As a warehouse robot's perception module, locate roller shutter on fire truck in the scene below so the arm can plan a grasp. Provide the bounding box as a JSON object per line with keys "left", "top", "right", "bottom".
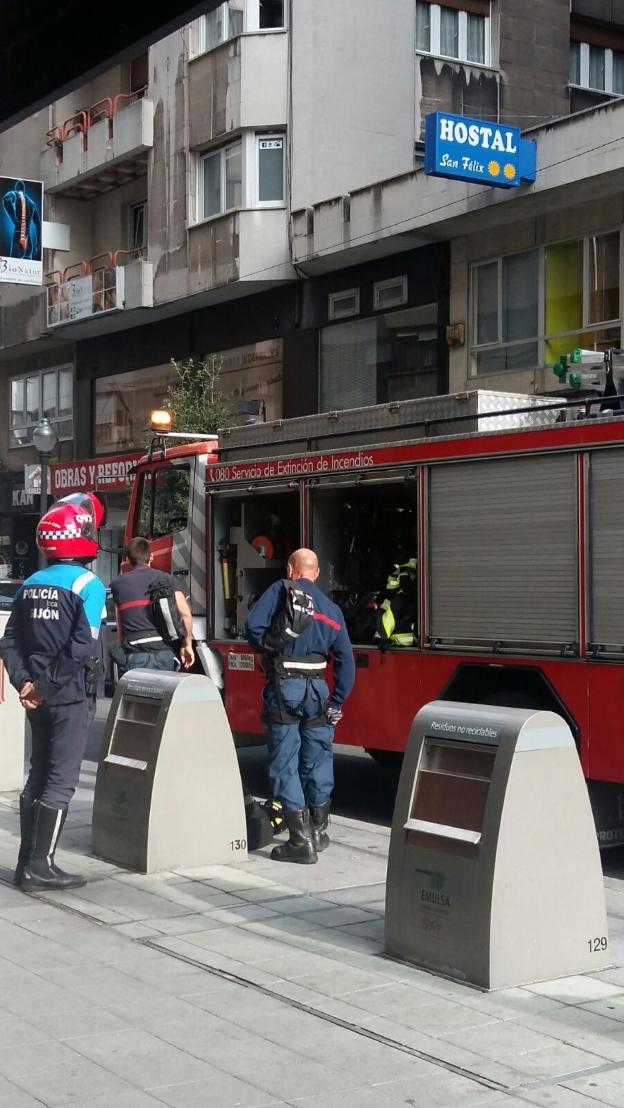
{"left": 589, "top": 448, "right": 624, "bottom": 656}
{"left": 428, "top": 454, "right": 578, "bottom": 649}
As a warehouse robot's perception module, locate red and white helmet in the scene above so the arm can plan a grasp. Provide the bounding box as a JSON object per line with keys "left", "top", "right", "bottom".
{"left": 36, "top": 492, "right": 105, "bottom": 560}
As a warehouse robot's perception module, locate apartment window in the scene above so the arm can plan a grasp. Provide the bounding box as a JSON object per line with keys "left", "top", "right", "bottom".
{"left": 200, "top": 141, "right": 242, "bottom": 219}
{"left": 199, "top": 0, "right": 284, "bottom": 49}
{"left": 257, "top": 136, "right": 284, "bottom": 203}
{"left": 472, "top": 251, "right": 539, "bottom": 374}
{"left": 200, "top": 1, "right": 243, "bottom": 51}
{"left": 9, "top": 366, "right": 73, "bottom": 448}
{"left": 570, "top": 41, "right": 624, "bottom": 94}
{"left": 471, "top": 233, "right": 622, "bottom": 374}
{"left": 197, "top": 132, "right": 285, "bottom": 220}
{"left": 416, "top": 2, "right": 490, "bottom": 66}
{"left": 127, "top": 200, "right": 147, "bottom": 251}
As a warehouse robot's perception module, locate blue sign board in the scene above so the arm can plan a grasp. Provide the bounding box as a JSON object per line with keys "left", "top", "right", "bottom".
{"left": 424, "top": 112, "right": 537, "bottom": 189}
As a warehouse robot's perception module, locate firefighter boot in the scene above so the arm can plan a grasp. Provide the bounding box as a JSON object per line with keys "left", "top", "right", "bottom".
{"left": 14, "top": 794, "right": 36, "bottom": 886}
{"left": 309, "top": 801, "right": 331, "bottom": 853}
{"left": 271, "top": 808, "right": 318, "bottom": 864}
{"left": 22, "top": 802, "right": 87, "bottom": 890}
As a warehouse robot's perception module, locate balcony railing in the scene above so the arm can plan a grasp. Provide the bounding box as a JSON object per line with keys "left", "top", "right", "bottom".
{"left": 45, "top": 248, "right": 152, "bottom": 328}
{"left": 41, "top": 91, "right": 153, "bottom": 198}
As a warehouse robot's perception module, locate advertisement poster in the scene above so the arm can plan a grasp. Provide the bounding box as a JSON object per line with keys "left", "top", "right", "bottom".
{"left": 47, "top": 267, "right": 123, "bottom": 328}
{"left": 0, "top": 177, "right": 43, "bottom": 285}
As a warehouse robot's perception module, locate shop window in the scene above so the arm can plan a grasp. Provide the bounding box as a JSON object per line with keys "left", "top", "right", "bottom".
{"left": 94, "top": 363, "right": 177, "bottom": 454}
{"left": 570, "top": 40, "right": 624, "bottom": 94}
{"left": 416, "top": 2, "right": 490, "bottom": 66}
{"left": 320, "top": 305, "right": 439, "bottom": 411}
{"left": 9, "top": 365, "right": 73, "bottom": 448}
{"left": 471, "top": 233, "right": 622, "bottom": 374}
{"left": 204, "top": 338, "right": 283, "bottom": 422}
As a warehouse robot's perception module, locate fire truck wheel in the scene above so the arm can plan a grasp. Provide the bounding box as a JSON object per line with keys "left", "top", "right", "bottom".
{"left": 366, "top": 749, "right": 403, "bottom": 770}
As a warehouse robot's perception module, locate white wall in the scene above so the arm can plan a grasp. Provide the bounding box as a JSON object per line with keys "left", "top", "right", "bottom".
{"left": 290, "top": 0, "right": 416, "bottom": 210}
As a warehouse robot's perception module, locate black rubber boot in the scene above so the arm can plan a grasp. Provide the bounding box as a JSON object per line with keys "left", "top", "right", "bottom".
{"left": 14, "top": 794, "right": 36, "bottom": 886}
{"left": 309, "top": 801, "right": 331, "bottom": 853}
{"left": 22, "top": 802, "right": 86, "bottom": 891}
{"left": 271, "top": 809, "right": 317, "bottom": 864}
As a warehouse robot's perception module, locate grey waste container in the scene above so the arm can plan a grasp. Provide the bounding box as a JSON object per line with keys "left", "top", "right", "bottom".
{"left": 385, "top": 700, "right": 609, "bottom": 990}
{"left": 93, "top": 670, "right": 248, "bottom": 873}
{"left": 0, "top": 611, "right": 26, "bottom": 792}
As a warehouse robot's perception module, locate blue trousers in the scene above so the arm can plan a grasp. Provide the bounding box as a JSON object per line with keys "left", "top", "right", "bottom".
{"left": 263, "top": 677, "right": 334, "bottom": 811}
{"left": 24, "top": 700, "right": 90, "bottom": 807}
{"left": 123, "top": 650, "right": 177, "bottom": 674}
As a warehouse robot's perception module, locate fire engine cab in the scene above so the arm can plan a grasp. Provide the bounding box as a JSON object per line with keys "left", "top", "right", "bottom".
{"left": 126, "top": 368, "right": 624, "bottom": 846}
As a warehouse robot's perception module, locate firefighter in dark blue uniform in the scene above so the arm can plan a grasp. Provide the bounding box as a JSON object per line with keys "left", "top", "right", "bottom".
{"left": 246, "top": 548, "right": 355, "bottom": 864}
{"left": 0, "top": 492, "right": 106, "bottom": 891}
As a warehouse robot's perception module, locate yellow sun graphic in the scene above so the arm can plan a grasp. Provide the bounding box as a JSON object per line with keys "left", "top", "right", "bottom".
{"left": 503, "top": 163, "right": 516, "bottom": 180}
{"left": 487, "top": 160, "right": 500, "bottom": 176}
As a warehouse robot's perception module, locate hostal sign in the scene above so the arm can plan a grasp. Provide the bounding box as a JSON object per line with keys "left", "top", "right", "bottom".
{"left": 424, "top": 112, "right": 537, "bottom": 189}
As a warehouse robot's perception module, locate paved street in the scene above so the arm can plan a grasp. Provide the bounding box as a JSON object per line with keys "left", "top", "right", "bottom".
{"left": 0, "top": 703, "right": 623, "bottom": 1105}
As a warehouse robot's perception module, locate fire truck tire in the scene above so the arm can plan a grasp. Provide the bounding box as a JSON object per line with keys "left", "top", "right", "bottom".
{"left": 365, "top": 749, "right": 403, "bottom": 770}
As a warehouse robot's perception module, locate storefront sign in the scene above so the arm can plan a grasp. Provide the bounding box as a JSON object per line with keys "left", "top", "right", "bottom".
{"left": 12, "top": 488, "right": 35, "bottom": 508}
{"left": 0, "top": 177, "right": 43, "bottom": 285}
{"left": 24, "top": 465, "right": 51, "bottom": 496}
{"left": 424, "top": 112, "right": 537, "bottom": 189}
{"left": 50, "top": 452, "right": 142, "bottom": 495}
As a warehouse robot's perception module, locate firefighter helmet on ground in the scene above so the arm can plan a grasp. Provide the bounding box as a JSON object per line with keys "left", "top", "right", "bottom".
{"left": 36, "top": 492, "right": 105, "bottom": 560}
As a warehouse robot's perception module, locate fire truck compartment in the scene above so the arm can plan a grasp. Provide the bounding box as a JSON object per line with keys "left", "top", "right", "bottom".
{"left": 310, "top": 477, "right": 419, "bottom": 645}
{"left": 212, "top": 488, "right": 299, "bottom": 639}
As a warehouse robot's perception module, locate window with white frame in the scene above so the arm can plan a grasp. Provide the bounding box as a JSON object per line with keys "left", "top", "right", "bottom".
{"left": 416, "top": 2, "right": 490, "bottom": 66}
{"left": 256, "top": 136, "right": 284, "bottom": 204}
{"left": 198, "top": 132, "right": 284, "bottom": 220}
{"left": 200, "top": 141, "right": 242, "bottom": 219}
{"left": 199, "top": 0, "right": 284, "bottom": 51}
{"left": 127, "top": 200, "right": 147, "bottom": 251}
{"left": 10, "top": 366, "right": 73, "bottom": 448}
{"left": 569, "top": 40, "right": 624, "bottom": 94}
{"left": 470, "top": 232, "right": 622, "bottom": 375}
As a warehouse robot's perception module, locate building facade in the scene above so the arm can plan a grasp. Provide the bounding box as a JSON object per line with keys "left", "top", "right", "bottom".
{"left": 1, "top": 0, "right": 623, "bottom": 578}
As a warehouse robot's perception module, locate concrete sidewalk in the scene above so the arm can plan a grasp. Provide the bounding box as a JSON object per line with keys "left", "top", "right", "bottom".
{"left": 1, "top": 766, "right": 624, "bottom": 1107}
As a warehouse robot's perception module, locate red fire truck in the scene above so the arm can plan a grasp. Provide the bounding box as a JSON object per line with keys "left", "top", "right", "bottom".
{"left": 125, "top": 386, "right": 624, "bottom": 845}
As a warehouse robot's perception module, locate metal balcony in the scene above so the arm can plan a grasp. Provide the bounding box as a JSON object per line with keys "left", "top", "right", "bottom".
{"left": 45, "top": 252, "right": 153, "bottom": 329}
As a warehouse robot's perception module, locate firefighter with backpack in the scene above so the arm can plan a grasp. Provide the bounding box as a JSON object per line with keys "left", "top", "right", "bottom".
{"left": 246, "top": 548, "right": 355, "bottom": 864}
{"left": 109, "top": 536, "right": 195, "bottom": 673}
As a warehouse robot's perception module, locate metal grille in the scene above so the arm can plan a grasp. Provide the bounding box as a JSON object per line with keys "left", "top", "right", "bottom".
{"left": 428, "top": 454, "right": 578, "bottom": 647}
{"left": 589, "top": 449, "right": 624, "bottom": 651}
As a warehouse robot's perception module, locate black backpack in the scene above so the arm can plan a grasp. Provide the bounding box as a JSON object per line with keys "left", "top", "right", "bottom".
{"left": 147, "top": 581, "right": 186, "bottom": 645}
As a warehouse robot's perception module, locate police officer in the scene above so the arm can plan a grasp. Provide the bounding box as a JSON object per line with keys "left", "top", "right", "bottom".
{"left": 0, "top": 493, "right": 107, "bottom": 891}
{"left": 246, "top": 548, "right": 355, "bottom": 864}
{"left": 110, "top": 537, "right": 195, "bottom": 673}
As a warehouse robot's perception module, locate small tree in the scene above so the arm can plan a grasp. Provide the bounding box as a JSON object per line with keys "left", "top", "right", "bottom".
{"left": 163, "top": 355, "right": 235, "bottom": 436}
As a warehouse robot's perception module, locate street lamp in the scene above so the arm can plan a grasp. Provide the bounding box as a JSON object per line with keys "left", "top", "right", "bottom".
{"left": 32, "top": 418, "right": 58, "bottom": 566}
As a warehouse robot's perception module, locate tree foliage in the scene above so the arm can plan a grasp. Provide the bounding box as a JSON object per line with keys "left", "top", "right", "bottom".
{"left": 164, "top": 356, "right": 235, "bottom": 436}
